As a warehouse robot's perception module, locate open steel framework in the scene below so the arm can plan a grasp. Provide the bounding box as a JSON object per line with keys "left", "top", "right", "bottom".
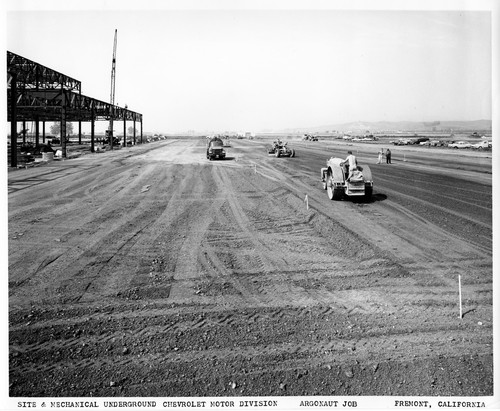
{"left": 7, "top": 51, "right": 143, "bottom": 166}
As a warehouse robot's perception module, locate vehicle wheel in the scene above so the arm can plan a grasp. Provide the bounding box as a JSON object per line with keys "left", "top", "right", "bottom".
{"left": 322, "top": 180, "right": 327, "bottom": 190}
{"left": 364, "top": 185, "right": 373, "bottom": 202}
{"left": 275, "top": 150, "right": 280, "bottom": 158}
{"left": 326, "top": 173, "right": 342, "bottom": 200}
{"left": 290, "top": 149, "right": 295, "bottom": 157}
{"left": 326, "top": 174, "right": 334, "bottom": 200}
{"left": 333, "top": 187, "right": 343, "bottom": 200}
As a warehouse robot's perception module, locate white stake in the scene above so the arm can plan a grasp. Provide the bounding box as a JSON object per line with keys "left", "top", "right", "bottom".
{"left": 305, "top": 194, "right": 309, "bottom": 210}
{"left": 458, "top": 274, "right": 463, "bottom": 319}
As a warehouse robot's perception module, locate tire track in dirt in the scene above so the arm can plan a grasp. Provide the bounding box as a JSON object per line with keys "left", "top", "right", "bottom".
{"left": 9, "top": 139, "right": 493, "bottom": 397}
{"left": 229, "top": 149, "right": 492, "bottom": 325}
{"left": 11, "top": 303, "right": 491, "bottom": 377}
{"left": 375, "top": 175, "right": 491, "bottom": 229}
{"left": 194, "top": 166, "right": 294, "bottom": 305}
{"left": 251, "top": 152, "right": 490, "bottom": 263}
{"left": 9, "top": 160, "right": 184, "bottom": 308}
{"left": 208, "top": 166, "right": 348, "bottom": 307}
{"left": 203, "top": 164, "right": 412, "bottom": 317}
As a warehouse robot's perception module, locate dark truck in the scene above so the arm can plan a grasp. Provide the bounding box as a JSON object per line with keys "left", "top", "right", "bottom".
{"left": 206, "top": 137, "right": 226, "bottom": 160}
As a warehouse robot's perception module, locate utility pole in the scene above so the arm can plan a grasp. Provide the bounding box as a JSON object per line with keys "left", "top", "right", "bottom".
{"left": 108, "top": 29, "right": 117, "bottom": 150}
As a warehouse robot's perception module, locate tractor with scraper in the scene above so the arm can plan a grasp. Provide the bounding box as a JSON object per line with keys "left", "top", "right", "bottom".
{"left": 267, "top": 139, "right": 295, "bottom": 158}
{"left": 321, "top": 156, "right": 373, "bottom": 201}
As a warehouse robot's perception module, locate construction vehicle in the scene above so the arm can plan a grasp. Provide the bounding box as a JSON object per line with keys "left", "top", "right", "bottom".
{"left": 320, "top": 157, "right": 373, "bottom": 201}
{"left": 267, "top": 139, "right": 295, "bottom": 157}
{"left": 206, "top": 136, "right": 226, "bottom": 160}
{"left": 303, "top": 134, "right": 318, "bottom": 141}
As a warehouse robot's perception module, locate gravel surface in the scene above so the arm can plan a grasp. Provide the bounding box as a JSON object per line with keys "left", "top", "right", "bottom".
{"left": 8, "top": 138, "right": 493, "bottom": 398}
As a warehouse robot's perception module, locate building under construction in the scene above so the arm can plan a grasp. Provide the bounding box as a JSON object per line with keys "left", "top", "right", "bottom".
{"left": 6, "top": 50, "right": 143, "bottom": 167}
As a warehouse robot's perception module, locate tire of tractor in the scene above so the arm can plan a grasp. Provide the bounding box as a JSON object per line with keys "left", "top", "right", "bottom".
{"left": 332, "top": 187, "right": 343, "bottom": 200}
{"left": 327, "top": 174, "right": 342, "bottom": 200}
{"left": 290, "top": 149, "right": 295, "bottom": 157}
{"left": 326, "top": 174, "right": 334, "bottom": 199}
{"left": 364, "top": 185, "right": 373, "bottom": 201}
{"left": 275, "top": 150, "right": 280, "bottom": 158}
{"left": 322, "top": 180, "right": 327, "bottom": 190}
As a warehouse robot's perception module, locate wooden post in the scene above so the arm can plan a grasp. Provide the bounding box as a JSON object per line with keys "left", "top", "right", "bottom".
{"left": 459, "top": 274, "right": 463, "bottom": 319}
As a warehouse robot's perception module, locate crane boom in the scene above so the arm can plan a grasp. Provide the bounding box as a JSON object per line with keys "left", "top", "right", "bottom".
{"left": 110, "top": 29, "right": 117, "bottom": 107}
{"left": 108, "top": 29, "right": 117, "bottom": 149}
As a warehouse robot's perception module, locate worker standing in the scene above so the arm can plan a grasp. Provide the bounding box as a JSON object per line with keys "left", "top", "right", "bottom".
{"left": 386, "top": 148, "right": 392, "bottom": 164}
{"left": 341, "top": 150, "right": 358, "bottom": 181}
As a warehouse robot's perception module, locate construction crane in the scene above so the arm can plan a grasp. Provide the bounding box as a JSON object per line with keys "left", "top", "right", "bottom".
{"left": 108, "top": 29, "right": 117, "bottom": 149}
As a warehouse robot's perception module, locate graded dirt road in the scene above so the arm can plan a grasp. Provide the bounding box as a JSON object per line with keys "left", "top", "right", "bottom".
{"left": 8, "top": 138, "right": 493, "bottom": 397}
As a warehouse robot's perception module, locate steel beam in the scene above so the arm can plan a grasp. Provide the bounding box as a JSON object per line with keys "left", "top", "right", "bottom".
{"left": 7, "top": 51, "right": 143, "bottom": 141}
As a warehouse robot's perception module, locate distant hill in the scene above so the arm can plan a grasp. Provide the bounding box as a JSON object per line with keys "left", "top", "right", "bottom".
{"left": 282, "top": 120, "right": 492, "bottom": 134}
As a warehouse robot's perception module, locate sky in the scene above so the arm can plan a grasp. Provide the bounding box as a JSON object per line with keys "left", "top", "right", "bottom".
{"left": 3, "top": 0, "right": 498, "bottom": 134}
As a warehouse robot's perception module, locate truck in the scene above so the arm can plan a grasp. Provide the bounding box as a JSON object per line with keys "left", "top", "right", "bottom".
{"left": 320, "top": 157, "right": 373, "bottom": 201}
{"left": 206, "top": 136, "right": 226, "bottom": 160}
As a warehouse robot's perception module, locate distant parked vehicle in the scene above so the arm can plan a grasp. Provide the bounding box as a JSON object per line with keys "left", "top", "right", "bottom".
{"left": 471, "top": 141, "right": 491, "bottom": 150}
{"left": 448, "top": 141, "right": 472, "bottom": 149}
{"left": 411, "top": 137, "right": 430, "bottom": 145}
{"left": 429, "top": 140, "right": 446, "bottom": 147}
{"left": 393, "top": 138, "right": 411, "bottom": 145}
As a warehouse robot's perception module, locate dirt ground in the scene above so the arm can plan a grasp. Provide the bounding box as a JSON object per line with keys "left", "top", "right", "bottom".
{"left": 8, "top": 138, "right": 493, "bottom": 398}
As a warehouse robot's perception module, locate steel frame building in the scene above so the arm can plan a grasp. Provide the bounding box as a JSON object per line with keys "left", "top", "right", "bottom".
{"left": 7, "top": 51, "right": 143, "bottom": 167}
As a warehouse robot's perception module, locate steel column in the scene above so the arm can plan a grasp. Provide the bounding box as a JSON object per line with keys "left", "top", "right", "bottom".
{"left": 90, "top": 109, "right": 95, "bottom": 153}
{"left": 61, "top": 108, "right": 67, "bottom": 158}
{"left": 10, "top": 72, "right": 17, "bottom": 167}
{"left": 35, "top": 116, "right": 39, "bottom": 146}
